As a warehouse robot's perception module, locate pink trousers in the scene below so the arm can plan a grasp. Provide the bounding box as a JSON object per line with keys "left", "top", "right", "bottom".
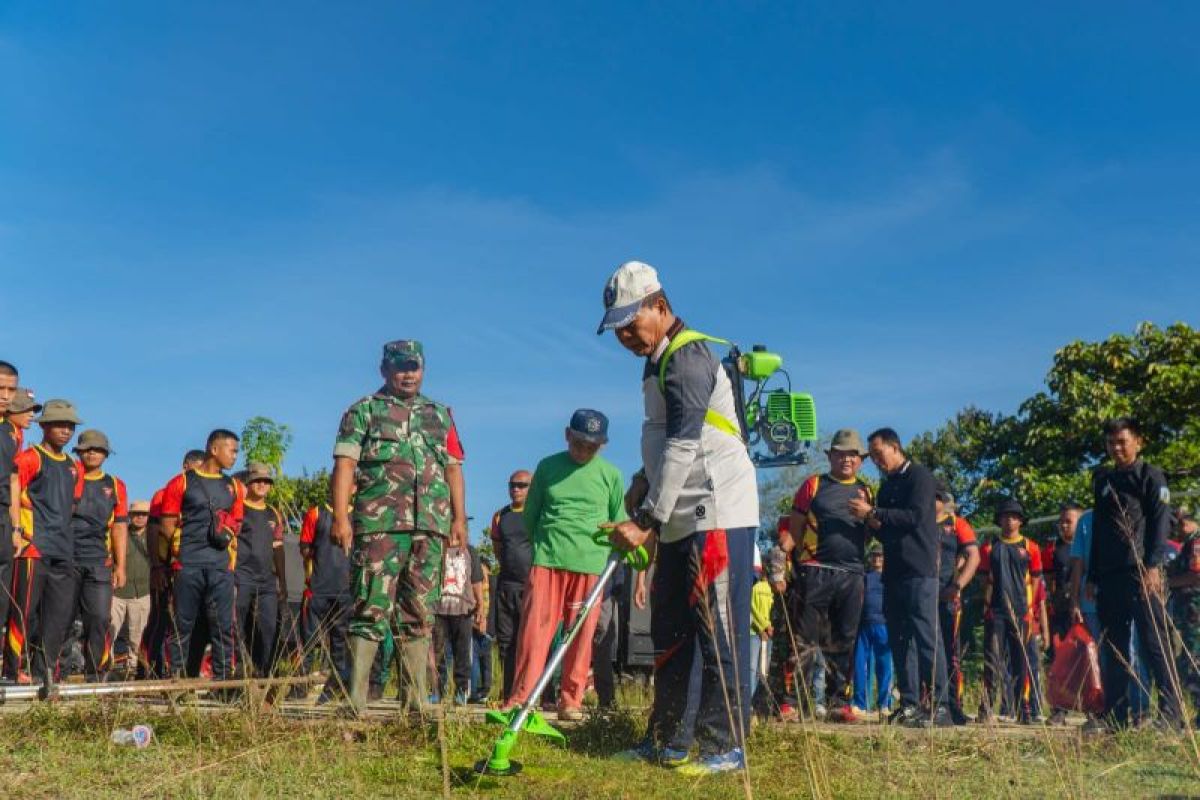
{"left": 506, "top": 566, "right": 601, "bottom": 710}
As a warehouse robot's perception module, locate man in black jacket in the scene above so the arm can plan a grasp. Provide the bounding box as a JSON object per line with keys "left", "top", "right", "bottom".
{"left": 1085, "top": 417, "right": 1183, "bottom": 731}
{"left": 849, "top": 427, "right": 950, "bottom": 727}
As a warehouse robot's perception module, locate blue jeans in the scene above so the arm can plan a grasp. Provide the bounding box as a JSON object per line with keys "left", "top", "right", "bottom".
{"left": 749, "top": 636, "right": 772, "bottom": 700}
{"left": 852, "top": 622, "right": 893, "bottom": 710}
{"left": 1128, "top": 620, "right": 1152, "bottom": 717}
{"left": 470, "top": 630, "right": 493, "bottom": 699}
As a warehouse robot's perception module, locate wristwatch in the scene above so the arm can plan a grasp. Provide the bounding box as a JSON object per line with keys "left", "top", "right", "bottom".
{"left": 634, "top": 508, "right": 661, "bottom": 533}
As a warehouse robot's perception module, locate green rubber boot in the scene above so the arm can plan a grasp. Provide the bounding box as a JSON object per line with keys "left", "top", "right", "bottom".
{"left": 396, "top": 638, "right": 432, "bottom": 716}
{"left": 347, "top": 636, "right": 380, "bottom": 716}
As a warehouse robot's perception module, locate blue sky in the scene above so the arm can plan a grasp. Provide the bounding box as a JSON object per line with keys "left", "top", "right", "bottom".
{"left": 2, "top": 3, "right": 1198, "bottom": 538}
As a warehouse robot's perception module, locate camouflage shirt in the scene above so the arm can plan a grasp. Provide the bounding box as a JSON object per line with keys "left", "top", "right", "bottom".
{"left": 333, "top": 389, "right": 464, "bottom": 537}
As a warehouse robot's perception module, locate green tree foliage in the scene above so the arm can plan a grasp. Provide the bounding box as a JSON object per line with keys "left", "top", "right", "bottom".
{"left": 910, "top": 322, "right": 1200, "bottom": 526}
{"left": 240, "top": 416, "right": 330, "bottom": 531}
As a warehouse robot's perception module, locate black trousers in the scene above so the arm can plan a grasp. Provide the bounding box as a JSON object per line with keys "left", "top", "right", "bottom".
{"left": 591, "top": 594, "right": 618, "bottom": 708}
{"left": 302, "top": 592, "right": 352, "bottom": 684}
{"left": 884, "top": 575, "right": 946, "bottom": 710}
{"left": 72, "top": 563, "right": 114, "bottom": 677}
{"left": 938, "top": 598, "right": 965, "bottom": 713}
{"left": 1096, "top": 569, "right": 1183, "bottom": 725}
{"left": 5, "top": 557, "right": 76, "bottom": 683}
{"left": 982, "top": 615, "right": 1028, "bottom": 717}
{"left": 171, "top": 565, "right": 236, "bottom": 679}
{"left": 646, "top": 528, "right": 754, "bottom": 756}
{"left": 433, "top": 612, "right": 473, "bottom": 696}
{"left": 236, "top": 581, "right": 279, "bottom": 677}
{"left": 494, "top": 580, "right": 526, "bottom": 699}
{"left": 144, "top": 581, "right": 172, "bottom": 678}
{"left": 797, "top": 567, "right": 864, "bottom": 707}
{"left": 0, "top": 517, "right": 12, "bottom": 672}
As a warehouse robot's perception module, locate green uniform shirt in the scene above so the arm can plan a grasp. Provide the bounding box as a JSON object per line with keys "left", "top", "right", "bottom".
{"left": 524, "top": 451, "right": 627, "bottom": 576}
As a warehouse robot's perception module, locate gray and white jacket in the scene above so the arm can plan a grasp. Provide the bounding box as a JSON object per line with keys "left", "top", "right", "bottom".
{"left": 639, "top": 323, "right": 760, "bottom": 543}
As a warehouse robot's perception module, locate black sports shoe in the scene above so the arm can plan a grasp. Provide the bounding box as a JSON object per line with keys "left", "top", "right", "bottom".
{"left": 929, "top": 706, "right": 955, "bottom": 728}
{"left": 949, "top": 706, "right": 969, "bottom": 726}
{"left": 891, "top": 706, "right": 924, "bottom": 726}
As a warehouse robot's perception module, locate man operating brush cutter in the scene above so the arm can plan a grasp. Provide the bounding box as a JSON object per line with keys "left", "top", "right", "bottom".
{"left": 600, "top": 261, "right": 760, "bottom": 776}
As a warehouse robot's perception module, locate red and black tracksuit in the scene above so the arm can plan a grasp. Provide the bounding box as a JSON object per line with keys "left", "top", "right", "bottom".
{"left": 791, "top": 474, "right": 871, "bottom": 711}
{"left": 936, "top": 513, "right": 978, "bottom": 716}
{"left": 235, "top": 501, "right": 283, "bottom": 677}
{"left": 70, "top": 470, "right": 128, "bottom": 677}
{"left": 144, "top": 486, "right": 175, "bottom": 677}
{"left": 0, "top": 419, "right": 23, "bottom": 672}
{"left": 299, "top": 505, "right": 351, "bottom": 689}
{"left": 160, "top": 469, "right": 244, "bottom": 680}
{"left": 7, "top": 444, "right": 81, "bottom": 684}
{"left": 979, "top": 534, "right": 1041, "bottom": 720}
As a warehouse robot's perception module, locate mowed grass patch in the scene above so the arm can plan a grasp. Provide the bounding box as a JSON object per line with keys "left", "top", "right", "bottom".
{"left": 0, "top": 702, "right": 1196, "bottom": 799}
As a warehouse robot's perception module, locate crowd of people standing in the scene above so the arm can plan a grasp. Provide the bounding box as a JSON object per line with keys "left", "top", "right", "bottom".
{"left": 1, "top": 260, "right": 1197, "bottom": 780}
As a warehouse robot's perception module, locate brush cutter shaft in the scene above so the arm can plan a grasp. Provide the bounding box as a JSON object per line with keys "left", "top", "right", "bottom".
{"left": 507, "top": 554, "right": 621, "bottom": 735}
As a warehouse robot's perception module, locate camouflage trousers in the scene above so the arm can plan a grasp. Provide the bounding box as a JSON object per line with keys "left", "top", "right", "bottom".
{"left": 1170, "top": 593, "right": 1200, "bottom": 709}
{"left": 349, "top": 532, "right": 443, "bottom": 644}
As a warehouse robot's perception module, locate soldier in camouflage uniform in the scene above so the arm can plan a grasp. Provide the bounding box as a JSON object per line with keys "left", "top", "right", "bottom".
{"left": 1167, "top": 510, "right": 1200, "bottom": 726}
{"left": 331, "top": 340, "right": 467, "bottom": 714}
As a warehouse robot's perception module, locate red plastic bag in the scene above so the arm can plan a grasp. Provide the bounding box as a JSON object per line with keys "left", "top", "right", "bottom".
{"left": 1046, "top": 623, "right": 1105, "bottom": 714}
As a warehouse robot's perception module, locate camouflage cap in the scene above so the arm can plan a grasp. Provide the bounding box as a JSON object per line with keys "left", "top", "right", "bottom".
{"left": 244, "top": 462, "right": 274, "bottom": 483}
{"left": 38, "top": 399, "right": 83, "bottom": 426}
{"left": 74, "top": 429, "right": 114, "bottom": 454}
{"left": 382, "top": 340, "right": 424, "bottom": 369}
{"left": 8, "top": 388, "right": 41, "bottom": 415}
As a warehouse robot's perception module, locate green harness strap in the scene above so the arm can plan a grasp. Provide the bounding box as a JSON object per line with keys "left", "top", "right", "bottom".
{"left": 657, "top": 330, "right": 743, "bottom": 439}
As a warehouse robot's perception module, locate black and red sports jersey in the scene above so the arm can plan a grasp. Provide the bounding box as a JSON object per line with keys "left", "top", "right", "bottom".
{"left": 0, "top": 418, "right": 22, "bottom": 513}
{"left": 299, "top": 504, "right": 350, "bottom": 597}
{"left": 236, "top": 501, "right": 283, "bottom": 587}
{"left": 937, "top": 513, "right": 979, "bottom": 588}
{"left": 72, "top": 471, "right": 129, "bottom": 565}
{"left": 15, "top": 444, "right": 81, "bottom": 560}
{"left": 980, "top": 534, "right": 1043, "bottom": 623}
{"left": 490, "top": 504, "right": 531, "bottom": 586}
{"left": 792, "top": 473, "right": 873, "bottom": 571}
{"left": 1044, "top": 540, "right": 1073, "bottom": 605}
{"left": 160, "top": 469, "right": 245, "bottom": 570}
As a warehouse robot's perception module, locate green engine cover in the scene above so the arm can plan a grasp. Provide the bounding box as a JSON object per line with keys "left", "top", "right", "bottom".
{"left": 765, "top": 391, "right": 818, "bottom": 442}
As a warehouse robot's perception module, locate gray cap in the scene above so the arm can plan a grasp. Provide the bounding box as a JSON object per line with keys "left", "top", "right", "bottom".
{"left": 74, "top": 429, "right": 114, "bottom": 454}
{"left": 8, "top": 388, "right": 41, "bottom": 415}
{"left": 244, "top": 462, "right": 275, "bottom": 483}
{"left": 827, "top": 428, "right": 867, "bottom": 456}
{"left": 38, "top": 399, "right": 83, "bottom": 426}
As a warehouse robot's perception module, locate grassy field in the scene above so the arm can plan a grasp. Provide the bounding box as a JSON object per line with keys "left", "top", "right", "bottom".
{"left": 2, "top": 699, "right": 1198, "bottom": 799}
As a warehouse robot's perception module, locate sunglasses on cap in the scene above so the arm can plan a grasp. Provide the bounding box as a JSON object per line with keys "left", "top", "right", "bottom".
{"left": 508, "top": 481, "right": 530, "bottom": 489}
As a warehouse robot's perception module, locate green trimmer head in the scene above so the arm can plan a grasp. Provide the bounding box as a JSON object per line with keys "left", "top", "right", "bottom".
{"left": 473, "top": 709, "right": 566, "bottom": 776}
{"left": 474, "top": 730, "right": 523, "bottom": 777}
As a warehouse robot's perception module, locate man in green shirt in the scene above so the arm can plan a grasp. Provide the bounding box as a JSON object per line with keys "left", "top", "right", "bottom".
{"left": 111, "top": 499, "right": 152, "bottom": 679}
{"left": 504, "top": 409, "right": 626, "bottom": 720}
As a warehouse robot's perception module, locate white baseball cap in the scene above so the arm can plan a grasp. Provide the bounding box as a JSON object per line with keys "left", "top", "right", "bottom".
{"left": 596, "top": 260, "right": 662, "bottom": 334}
